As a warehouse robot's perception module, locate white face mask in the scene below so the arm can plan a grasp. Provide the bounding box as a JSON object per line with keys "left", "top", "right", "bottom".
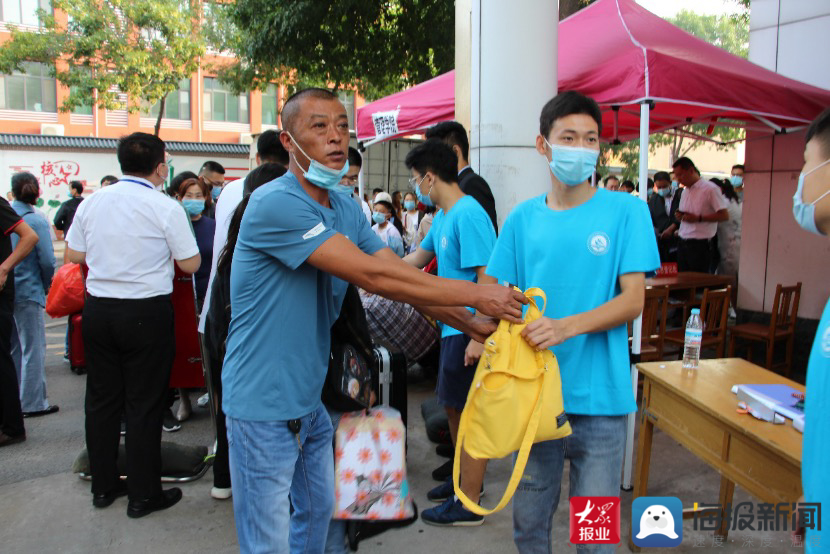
{"left": 793, "top": 158, "right": 830, "bottom": 235}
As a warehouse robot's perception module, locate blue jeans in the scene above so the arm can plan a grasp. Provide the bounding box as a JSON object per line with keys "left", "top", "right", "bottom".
{"left": 227, "top": 403, "right": 335, "bottom": 554}
{"left": 10, "top": 300, "right": 49, "bottom": 413}
{"left": 324, "top": 409, "right": 348, "bottom": 554}
{"left": 513, "top": 414, "right": 627, "bottom": 554}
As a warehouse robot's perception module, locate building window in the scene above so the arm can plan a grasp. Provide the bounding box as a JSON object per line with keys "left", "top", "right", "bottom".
{"left": 0, "top": 0, "right": 50, "bottom": 26}
{"left": 70, "top": 85, "right": 92, "bottom": 115}
{"left": 262, "top": 84, "right": 278, "bottom": 126}
{"left": 0, "top": 62, "right": 56, "bottom": 112}
{"left": 203, "top": 77, "right": 248, "bottom": 123}
{"left": 146, "top": 78, "right": 191, "bottom": 120}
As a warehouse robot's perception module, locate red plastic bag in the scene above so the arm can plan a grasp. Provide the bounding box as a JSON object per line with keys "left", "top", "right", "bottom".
{"left": 45, "top": 263, "right": 85, "bottom": 318}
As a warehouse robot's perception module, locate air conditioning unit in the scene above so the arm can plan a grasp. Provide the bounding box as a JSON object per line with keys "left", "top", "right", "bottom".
{"left": 239, "top": 132, "right": 254, "bottom": 145}
{"left": 40, "top": 123, "right": 65, "bottom": 136}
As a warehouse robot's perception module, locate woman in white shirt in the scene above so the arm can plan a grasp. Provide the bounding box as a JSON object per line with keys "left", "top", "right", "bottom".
{"left": 371, "top": 192, "right": 405, "bottom": 257}
{"left": 401, "top": 192, "right": 420, "bottom": 253}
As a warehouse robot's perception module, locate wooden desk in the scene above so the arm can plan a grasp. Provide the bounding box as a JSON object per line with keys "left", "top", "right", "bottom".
{"left": 646, "top": 272, "right": 733, "bottom": 322}
{"left": 630, "top": 358, "right": 803, "bottom": 551}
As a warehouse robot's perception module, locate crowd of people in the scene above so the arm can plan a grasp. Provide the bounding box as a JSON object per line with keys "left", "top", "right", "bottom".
{"left": 0, "top": 89, "right": 827, "bottom": 554}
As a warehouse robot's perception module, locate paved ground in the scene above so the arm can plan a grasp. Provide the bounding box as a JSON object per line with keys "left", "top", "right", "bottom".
{"left": 0, "top": 247, "right": 801, "bottom": 552}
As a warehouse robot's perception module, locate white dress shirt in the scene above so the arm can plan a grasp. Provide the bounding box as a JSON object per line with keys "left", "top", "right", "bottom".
{"left": 67, "top": 176, "right": 199, "bottom": 299}
{"left": 678, "top": 178, "right": 729, "bottom": 240}
{"left": 198, "top": 175, "right": 246, "bottom": 332}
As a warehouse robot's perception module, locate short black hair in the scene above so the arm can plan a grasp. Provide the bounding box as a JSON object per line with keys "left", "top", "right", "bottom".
{"left": 672, "top": 157, "right": 698, "bottom": 172}
{"left": 653, "top": 171, "right": 671, "bottom": 183}
{"left": 731, "top": 164, "right": 745, "bottom": 172}
{"left": 621, "top": 180, "right": 635, "bottom": 192}
{"left": 604, "top": 175, "right": 619, "bottom": 185}
{"left": 372, "top": 187, "right": 383, "bottom": 196}
{"left": 169, "top": 171, "right": 198, "bottom": 197}
{"left": 281, "top": 88, "right": 339, "bottom": 135}
{"left": 404, "top": 139, "right": 458, "bottom": 185}
{"left": 100, "top": 175, "right": 118, "bottom": 186}
{"left": 11, "top": 172, "right": 39, "bottom": 205}
{"left": 117, "top": 132, "right": 165, "bottom": 175}
{"left": 257, "top": 130, "right": 289, "bottom": 166}
{"left": 200, "top": 161, "right": 225, "bottom": 175}
{"left": 69, "top": 180, "right": 83, "bottom": 194}
{"left": 539, "top": 91, "right": 602, "bottom": 139}
{"left": 243, "top": 162, "right": 287, "bottom": 197}
{"left": 425, "top": 121, "right": 469, "bottom": 163}
{"left": 806, "top": 107, "right": 830, "bottom": 157}
{"left": 348, "top": 147, "right": 363, "bottom": 169}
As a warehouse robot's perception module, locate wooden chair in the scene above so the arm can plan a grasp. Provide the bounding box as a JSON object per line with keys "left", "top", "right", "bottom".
{"left": 664, "top": 286, "right": 732, "bottom": 358}
{"left": 729, "top": 282, "right": 802, "bottom": 377}
{"left": 629, "top": 286, "right": 670, "bottom": 362}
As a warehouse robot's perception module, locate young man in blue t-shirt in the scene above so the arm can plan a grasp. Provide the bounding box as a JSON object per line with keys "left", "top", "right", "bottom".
{"left": 403, "top": 139, "right": 497, "bottom": 527}
{"left": 221, "top": 89, "right": 526, "bottom": 553}
{"left": 794, "top": 107, "right": 830, "bottom": 554}
{"left": 486, "top": 91, "right": 660, "bottom": 553}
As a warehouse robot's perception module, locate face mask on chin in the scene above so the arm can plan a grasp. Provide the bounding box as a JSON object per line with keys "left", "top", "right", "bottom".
{"left": 793, "top": 158, "right": 830, "bottom": 235}
{"left": 287, "top": 132, "right": 349, "bottom": 192}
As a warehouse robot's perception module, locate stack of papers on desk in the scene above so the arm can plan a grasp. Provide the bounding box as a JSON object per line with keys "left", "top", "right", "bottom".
{"left": 730, "top": 384, "right": 805, "bottom": 432}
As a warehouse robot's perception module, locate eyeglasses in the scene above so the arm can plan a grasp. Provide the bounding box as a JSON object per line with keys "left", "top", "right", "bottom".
{"left": 341, "top": 175, "right": 359, "bottom": 184}
{"left": 408, "top": 174, "right": 426, "bottom": 190}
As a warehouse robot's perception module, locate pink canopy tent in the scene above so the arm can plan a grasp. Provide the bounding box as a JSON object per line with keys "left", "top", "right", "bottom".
{"left": 357, "top": 0, "right": 830, "bottom": 146}
{"left": 355, "top": 71, "right": 455, "bottom": 147}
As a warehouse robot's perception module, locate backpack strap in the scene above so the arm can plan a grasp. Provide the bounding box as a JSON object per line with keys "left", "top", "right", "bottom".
{"left": 452, "top": 365, "right": 547, "bottom": 516}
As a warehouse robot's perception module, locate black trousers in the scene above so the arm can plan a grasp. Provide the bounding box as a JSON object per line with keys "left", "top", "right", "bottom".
{"left": 677, "top": 238, "right": 713, "bottom": 273}
{"left": 205, "top": 346, "right": 230, "bottom": 489}
{"left": 0, "top": 294, "right": 24, "bottom": 437}
{"left": 83, "top": 294, "right": 174, "bottom": 500}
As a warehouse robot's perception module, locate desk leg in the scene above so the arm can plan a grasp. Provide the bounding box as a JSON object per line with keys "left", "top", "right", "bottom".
{"left": 716, "top": 475, "right": 735, "bottom": 540}
{"left": 629, "top": 380, "right": 654, "bottom": 553}
{"left": 621, "top": 364, "right": 640, "bottom": 491}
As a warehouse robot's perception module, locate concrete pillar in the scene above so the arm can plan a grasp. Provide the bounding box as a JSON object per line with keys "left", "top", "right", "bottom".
{"left": 454, "top": 0, "right": 472, "bottom": 133}
{"left": 468, "top": 0, "right": 558, "bottom": 226}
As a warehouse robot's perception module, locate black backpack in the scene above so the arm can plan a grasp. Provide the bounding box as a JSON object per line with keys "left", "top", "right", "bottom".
{"left": 323, "top": 285, "right": 376, "bottom": 412}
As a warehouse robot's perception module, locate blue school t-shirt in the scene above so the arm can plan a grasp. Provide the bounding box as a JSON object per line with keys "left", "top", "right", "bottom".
{"left": 222, "top": 173, "right": 386, "bottom": 421}
{"left": 804, "top": 297, "right": 830, "bottom": 554}
{"left": 421, "top": 195, "right": 496, "bottom": 337}
{"left": 486, "top": 189, "right": 660, "bottom": 415}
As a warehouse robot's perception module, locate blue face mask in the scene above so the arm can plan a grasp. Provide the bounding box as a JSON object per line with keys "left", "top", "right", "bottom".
{"left": 671, "top": 181, "right": 679, "bottom": 192}
{"left": 731, "top": 175, "right": 743, "bottom": 187}
{"left": 333, "top": 184, "right": 353, "bottom": 195}
{"left": 544, "top": 140, "right": 599, "bottom": 186}
{"left": 211, "top": 186, "right": 221, "bottom": 201}
{"left": 413, "top": 174, "right": 434, "bottom": 207}
{"left": 793, "top": 158, "right": 830, "bottom": 235}
{"left": 287, "top": 132, "right": 350, "bottom": 192}
{"left": 372, "top": 211, "right": 387, "bottom": 225}
{"left": 182, "top": 199, "right": 205, "bottom": 216}
{"left": 656, "top": 187, "right": 671, "bottom": 198}
{"left": 404, "top": 200, "right": 416, "bottom": 211}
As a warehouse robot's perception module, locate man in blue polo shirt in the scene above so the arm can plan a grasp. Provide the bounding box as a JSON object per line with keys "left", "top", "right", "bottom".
{"left": 221, "top": 88, "right": 526, "bottom": 553}
{"left": 486, "top": 91, "right": 659, "bottom": 553}
{"left": 403, "top": 139, "right": 497, "bottom": 527}
{"left": 795, "top": 107, "right": 830, "bottom": 554}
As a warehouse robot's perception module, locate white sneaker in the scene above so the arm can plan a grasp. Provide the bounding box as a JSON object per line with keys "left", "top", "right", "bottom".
{"left": 211, "top": 486, "right": 232, "bottom": 500}
{"left": 197, "top": 393, "right": 209, "bottom": 408}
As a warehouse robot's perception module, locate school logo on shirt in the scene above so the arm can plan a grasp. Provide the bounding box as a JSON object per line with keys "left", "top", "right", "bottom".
{"left": 587, "top": 232, "right": 610, "bottom": 256}
{"left": 441, "top": 236, "right": 448, "bottom": 250}
{"left": 821, "top": 325, "right": 830, "bottom": 358}
{"left": 303, "top": 222, "right": 326, "bottom": 240}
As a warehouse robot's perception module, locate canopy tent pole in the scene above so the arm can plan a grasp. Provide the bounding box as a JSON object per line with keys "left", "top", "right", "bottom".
{"left": 623, "top": 100, "right": 651, "bottom": 491}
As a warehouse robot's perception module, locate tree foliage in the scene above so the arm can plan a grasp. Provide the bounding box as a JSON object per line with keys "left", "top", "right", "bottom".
{"left": 602, "top": 10, "right": 749, "bottom": 177}
{"left": 0, "top": 0, "right": 205, "bottom": 135}
{"left": 210, "top": 0, "right": 454, "bottom": 101}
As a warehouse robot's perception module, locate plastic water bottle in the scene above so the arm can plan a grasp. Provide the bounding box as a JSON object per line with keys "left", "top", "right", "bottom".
{"left": 682, "top": 308, "right": 703, "bottom": 370}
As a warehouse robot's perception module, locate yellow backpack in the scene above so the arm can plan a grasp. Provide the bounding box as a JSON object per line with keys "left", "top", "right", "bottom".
{"left": 453, "top": 287, "right": 572, "bottom": 515}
